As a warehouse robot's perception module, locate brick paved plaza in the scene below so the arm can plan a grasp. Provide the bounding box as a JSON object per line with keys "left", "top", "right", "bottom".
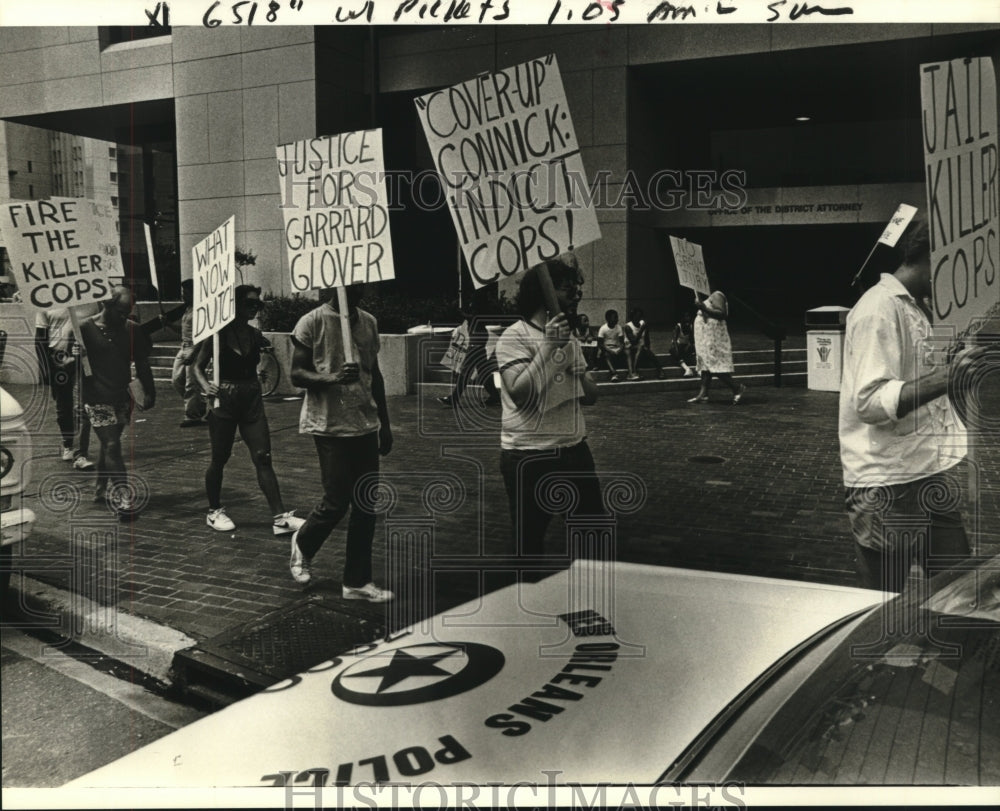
{"left": 8, "top": 378, "right": 1000, "bottom": 644}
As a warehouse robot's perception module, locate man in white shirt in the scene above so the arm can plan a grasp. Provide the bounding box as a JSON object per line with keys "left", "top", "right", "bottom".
{"left": 838, "top": 217, "right": 970, "bottom": 592}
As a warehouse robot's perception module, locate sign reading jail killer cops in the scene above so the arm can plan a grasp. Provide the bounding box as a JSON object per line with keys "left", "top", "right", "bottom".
{"left": 0, "top": 198, "right": 113, "bottom": 311}
{"left": 191, "top": 216, "right": 235, "bottom": 343}
{"left": 669, "top": 236, "right": 710, "bottom": 296}
{"left": 276, "top": 129, "right": 395, "bottom": 292}
{"left": 921, "top": 56, "right": 1000, "bottom": 338}
{"left": 415, "top": 54, "right": 601, "bottom": 288}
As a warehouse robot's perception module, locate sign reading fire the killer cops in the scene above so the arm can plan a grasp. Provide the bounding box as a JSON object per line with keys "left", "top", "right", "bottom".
{"left": 276, "top": 129, "right": 396, "bottom": 292}
{"left": 0, "top": 198, "right": 113, "bottom": 311}
{"left": 920, "top": 56, "right": 999, "bottom": 338}
{"left": 415, "top": 54, "right": 601, "bottom": 289}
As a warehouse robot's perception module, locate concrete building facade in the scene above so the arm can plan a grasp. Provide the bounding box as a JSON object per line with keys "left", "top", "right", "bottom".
{"left": 1, "top": 23, "right": 997, "bottom": 328}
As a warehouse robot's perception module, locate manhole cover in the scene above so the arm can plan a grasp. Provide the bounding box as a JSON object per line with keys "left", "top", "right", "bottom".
{"left": 688, "top": 455, "right": 726, "bottom": 464}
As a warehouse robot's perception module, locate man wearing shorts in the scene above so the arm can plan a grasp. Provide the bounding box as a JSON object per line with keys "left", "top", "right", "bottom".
{"left": 79, "top": 286, "right": 155, "bottom": 517}
{"left": 839, "top": 218, "right": 971, "bottom": 592}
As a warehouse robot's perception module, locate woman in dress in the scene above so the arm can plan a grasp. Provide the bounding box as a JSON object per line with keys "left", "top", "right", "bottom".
{"left": 688, "top": 290, "right": 747, "bottom": 404}
{"left": 193, "top": 284, "right": 304, "bottom": 534}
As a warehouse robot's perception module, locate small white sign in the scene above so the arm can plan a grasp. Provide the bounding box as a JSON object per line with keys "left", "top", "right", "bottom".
{"left": 191, "top": 216, "right": 235, "bottom": 343}
{"left": 669, "top": 236, "right": 710, "bottom": 296}
{"left": 877, "top": 203, "right": 918, "bottom": 247}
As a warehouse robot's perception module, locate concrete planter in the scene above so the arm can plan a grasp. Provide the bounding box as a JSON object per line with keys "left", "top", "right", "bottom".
{"left": 261, "top": 332, "right": 421, "bottom": 398}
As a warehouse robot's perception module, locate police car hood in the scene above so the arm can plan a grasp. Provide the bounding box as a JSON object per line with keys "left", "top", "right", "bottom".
{"left": 69, "top": 560, "right": 882, "bottom": 788}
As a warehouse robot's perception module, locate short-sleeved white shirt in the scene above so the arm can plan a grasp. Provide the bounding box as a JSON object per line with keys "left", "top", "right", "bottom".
{"left": 598, "top": 322, "right": 627, "bottom": 352}
{"left": 292, "top": 303, "right": 381, "bottom": 437}
{"left": 496, "top": 319, "right": 586, "bottom": 451}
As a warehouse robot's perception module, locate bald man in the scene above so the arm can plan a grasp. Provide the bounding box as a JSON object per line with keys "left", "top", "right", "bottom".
{"left": 79, "top": 286, "right": 156, "bottom": 517}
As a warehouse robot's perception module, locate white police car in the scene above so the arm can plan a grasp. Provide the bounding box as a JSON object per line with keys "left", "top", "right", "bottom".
{"left": 66, "top": 554, "right": 999, "bottom": 795}
{"left": 1, "top": 385, "right": 35, "bottom": 597}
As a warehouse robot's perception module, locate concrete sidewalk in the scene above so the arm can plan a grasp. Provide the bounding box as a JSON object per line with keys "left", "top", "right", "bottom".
{"left": 7, "top": 378, "right": 1000, "bottom": 682}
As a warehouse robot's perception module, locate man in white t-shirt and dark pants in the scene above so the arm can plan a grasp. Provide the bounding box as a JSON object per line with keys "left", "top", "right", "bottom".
{"left": 496, "top": 255, "right": 602, "bottom": 581}
{"left": 287, "top": 286, "right": 394, "bottom": 603}
{"left": 839, "top": 217, "right": 972, "bottom": 593}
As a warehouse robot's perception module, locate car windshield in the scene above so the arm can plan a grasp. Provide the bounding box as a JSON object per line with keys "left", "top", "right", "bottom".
{"left": 673, "top": 557, "right": 1000, "bottom": 785}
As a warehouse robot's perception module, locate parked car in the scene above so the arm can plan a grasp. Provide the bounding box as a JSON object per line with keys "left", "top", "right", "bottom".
{"left": 68, "top": 556, "right": 997, "bottom": 790}
{"left": 0, "top": 385, "right": 35, "bottom": 598}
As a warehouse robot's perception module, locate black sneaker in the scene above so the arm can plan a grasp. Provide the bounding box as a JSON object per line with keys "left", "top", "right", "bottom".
{"left": 436, "top": 396, "right": 453, "bottom": 406}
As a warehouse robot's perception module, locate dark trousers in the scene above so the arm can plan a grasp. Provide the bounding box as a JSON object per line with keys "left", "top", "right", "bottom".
{"left": 48, "top": 358, "right": 91, "bottom": 456}
{"left": 846, "top": 471, "right": 970, "bottom": 593}
{"left": 297, "top": 433, "right": 380, "bottom": 588}
{"left": 500, "top": 440, "right": 604, "bottom": 561}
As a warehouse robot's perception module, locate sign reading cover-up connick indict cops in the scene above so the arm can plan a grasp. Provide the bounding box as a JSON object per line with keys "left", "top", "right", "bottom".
{"left": 669, "top": 236, "right": 710, "bottom": 296}
{"left": 921, "top": 56, "right": 1000, "bottom": 338}
{"left": 0, "top": 198, "right": 113, "bottom": 311}
{"left": 191, "top": 216, "right": 235, "bottom": 344}
{"left": 415, "top": 54, "right": 601, "bottom": 288}
{"left": 276, "top": 129, "right": 396, "bottom": 292}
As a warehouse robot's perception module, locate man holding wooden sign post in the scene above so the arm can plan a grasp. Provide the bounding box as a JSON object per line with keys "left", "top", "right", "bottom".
{"left": 0, "top": 199, "right": 143, "bottom": 511}
{"left": 417, "top": 57, "right": 603, "bottom": 575}
{"left": 278, "top": 130, "right": 395, "bottom": 602}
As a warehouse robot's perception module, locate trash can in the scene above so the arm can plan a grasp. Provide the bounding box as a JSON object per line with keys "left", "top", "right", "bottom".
{"left": 805, "top": 306, "right": 850, "bottom": 391}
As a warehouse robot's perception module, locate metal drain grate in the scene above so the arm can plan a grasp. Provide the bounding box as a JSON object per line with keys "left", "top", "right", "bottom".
{"left": 173, "top": 598, "right": 386, "bottom": 704}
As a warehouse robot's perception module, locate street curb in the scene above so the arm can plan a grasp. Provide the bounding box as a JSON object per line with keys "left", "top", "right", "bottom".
{"left": 8, "top": 576, "right": 197, "bottom": 686}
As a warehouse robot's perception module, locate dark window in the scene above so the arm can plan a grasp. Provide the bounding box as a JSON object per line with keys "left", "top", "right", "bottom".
{"left": 110, "top": 172, "right": 117, "bottom": 182}
{"left": 27, "top": 161, "right": 32, "bottom": 172}
{"left": 28, "top": 185, "right": 34, "bottom": 198}
{"left": 111, "top": 196, "right": 119, "bottom": 207}
{"left": 99, "top": 26, "right": 170, "bottom": 50}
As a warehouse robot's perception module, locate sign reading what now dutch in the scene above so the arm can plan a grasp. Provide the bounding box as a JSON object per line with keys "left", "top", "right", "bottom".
{"left": 0, "top": 198, "right": 113, "bottom": 311}
{"left": 192, "top": 216, "right": 235, "bottom": 344}
{"left": 276, "top": 129, "right": 395, "bottom": 292}
{"left": 415, "top": 54, "right": 601, "bottom": 289}
{"left": 921, "top": 56, "right": 1000, "bottom": 338}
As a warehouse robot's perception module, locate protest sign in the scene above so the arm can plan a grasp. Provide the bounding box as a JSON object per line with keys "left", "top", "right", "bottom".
{"left": 191, "top": 216, "right": 235, "bottom": 344}
{"left": 921, "top": 56, "right": 999, "bottom": 338}
{"left": 415, "top": 54, "right": 601, "bottom": 289}
{"left": 850, "top": 203, "right": 919, "bottom": 287}
{"left": 669, "top": 236, "right": 710, "bottom": 296}
{"left": 276, "top": 128, "right": 395, "bottom": 293}
{"left": 0, "top": 198, "right": 113, "bottom": 312}
{"left": 52, "top": 196, "right": 123, "bottom": 281}
{"left": 877, "top": 203, "right": 918, "bottom": 247}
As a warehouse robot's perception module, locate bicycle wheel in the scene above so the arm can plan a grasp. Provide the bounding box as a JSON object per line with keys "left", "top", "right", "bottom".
{"left": 257, "top": 351, "right": 281, "bottom": 397}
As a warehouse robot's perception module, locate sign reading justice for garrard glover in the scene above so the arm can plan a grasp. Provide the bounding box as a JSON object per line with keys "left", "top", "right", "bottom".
{"left": 191, "top": 216, "right": 235, "bottom": 344}
{"left": 415, "top": 54, "right": 601, "bottom": 289}
{"left": 276, "top": 129, "right": 395, "bottom": 292}
{"left": 0, "top": 199, "right": 113, "bottom": 311}
{"left": 921, "top": 56, "right": 999, "bottom": 338}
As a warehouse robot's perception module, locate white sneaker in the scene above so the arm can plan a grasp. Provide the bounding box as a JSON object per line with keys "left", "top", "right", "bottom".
{"left": 627, "top": 373, "right": 641, "bottom": 381}
{"left": 73, "top": 456, "right": 95, "bottom": 471}
{"left": 61, "top": 447, "right": 75, "bottom": 461}
{"left": 342, "top": 582, "right": 394, "bottom": 603}
{"left": 289, "top": 530, "right": 311, "bottom": 584}
{"left": 207, "top": 507, "right": 236, "bottom": 532}
{"left": 272, "top": 511, "right": 305, "bottom": 536}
